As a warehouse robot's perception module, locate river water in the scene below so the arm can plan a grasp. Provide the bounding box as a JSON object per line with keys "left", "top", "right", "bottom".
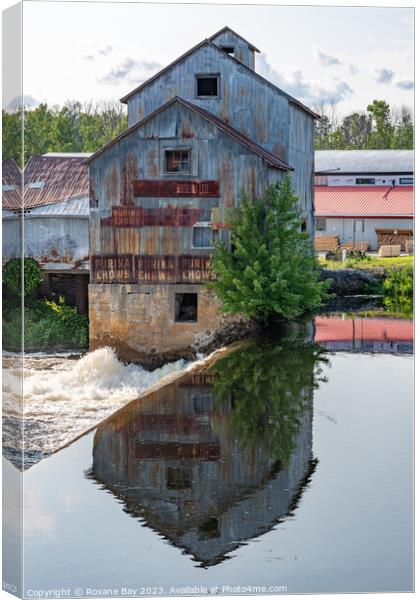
{"left": 2, "top": 315, "right": 414, "bottom": 595}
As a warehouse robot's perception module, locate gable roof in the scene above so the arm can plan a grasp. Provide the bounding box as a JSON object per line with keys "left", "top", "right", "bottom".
{"left": 209, "top": 25, "right": 261, "bottom": 52}
{"left": 85, "top": 96, "right": 293, "bottom": 171}
{"left": 314, "top": 185, "right": 414, "bottom": 218}
{"left": 315, "top": 150, "right": 414, "bottom": 174}
{"left": 2, "top": 155, "right": 89, "bottom": 210}
{"left": 120, "top": 34, "right": 319, "bottom": 119}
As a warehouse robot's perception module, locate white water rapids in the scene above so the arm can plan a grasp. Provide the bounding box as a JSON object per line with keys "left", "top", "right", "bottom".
{"left": 2, "top": 347, "right": 188, "bottom": 468}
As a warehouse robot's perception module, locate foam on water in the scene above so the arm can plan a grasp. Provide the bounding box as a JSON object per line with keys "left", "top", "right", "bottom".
{"left": 2, "top": 347, "right": 187, "bottom": 466}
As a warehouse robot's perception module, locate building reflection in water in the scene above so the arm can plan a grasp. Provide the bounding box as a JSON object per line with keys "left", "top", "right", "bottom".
{"left": 90, "top": 333, "right": 323, "bottom": 567}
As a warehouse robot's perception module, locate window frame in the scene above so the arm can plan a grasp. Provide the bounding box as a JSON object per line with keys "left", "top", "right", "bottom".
{"left": 195, "top": 73, "right": 220, "bottom": 98}
{"left": 192, "top": 222, "right": 219, "bottom": 249}
{"left": 316, "top": 217, "right": 327, "bottom": 232}
{"left": 355, "top": 178, "right": 376, "bottom": 185}
{"left": 164, "top": 148, "right": 191, "bottom": 175}
{"left": 220, "top": 46, "right": 235, "bottom": 55}
{"left": 399, "top": 177, "right": 413, "bottom": 185}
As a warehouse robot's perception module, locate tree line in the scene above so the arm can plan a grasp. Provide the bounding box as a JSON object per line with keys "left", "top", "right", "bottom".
{"left": 314, "top": 99, "right": 413, "bottom": 150}
{"left": 2, "top": 98, "right": 413, "bottom": 167}
{"left": 2, "top": 100, "right": 128, "bottom": 167}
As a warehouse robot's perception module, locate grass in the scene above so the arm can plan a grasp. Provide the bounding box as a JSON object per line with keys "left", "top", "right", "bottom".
{"left": 319, "top": 255, "right": 413, "bottom": 270}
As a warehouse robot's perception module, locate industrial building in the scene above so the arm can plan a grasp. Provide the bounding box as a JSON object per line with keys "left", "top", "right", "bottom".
{"left": 87, "top": 27, "right": 317, "bottom": 361}
{"left": 314, "top": 150, "right": 414, "bottom": 252}
{"left": 2, "top": 153, "right": 91, "bottom": 313}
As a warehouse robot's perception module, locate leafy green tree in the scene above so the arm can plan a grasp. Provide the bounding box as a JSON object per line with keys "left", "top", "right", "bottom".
{"left": 211, "top": 177, "right": 329, "bottom": 320}
{"left": 367, "top": 100, "right": 394, "bottom": 149}
{"left": 383, "top": 264, "right": 413, "bottom": 316}
{"left": 341, "top": 112, "right": 373, "bottom": 149}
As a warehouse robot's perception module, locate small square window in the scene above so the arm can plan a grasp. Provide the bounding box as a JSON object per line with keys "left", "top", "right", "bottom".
{"left": 193, "top": 226, "right": 218, "bottom": 248}
{"left": 196, "top": 75, "right": 218, "bottom": 97}
{"left": 165, "top": 149, "right": 190, "bottom": 173}
{"left": 167, "top": 468, "right": 191, "bottom": 490}
{"left": 175, "top": 293, "right": 197, "bottom": 322}
{"left": 221, "top": 46, "right": 235, "bottom": 55}
{"left": 356, "top": 178, "right": 375, "bottom": 185}
{"left": 316, "top": 218, "right": 327, "bottom": 232}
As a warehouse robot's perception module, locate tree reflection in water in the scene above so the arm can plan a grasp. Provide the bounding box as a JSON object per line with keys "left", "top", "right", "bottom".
{"left": 210, "top": 324, "right": 328, "bottom": 464}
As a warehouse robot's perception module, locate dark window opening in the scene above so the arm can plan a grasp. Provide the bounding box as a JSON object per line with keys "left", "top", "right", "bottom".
{"left": 301, "top": 220, "right": 307, "bottom": 233}
{"left": 356, "top": 178, "right": 375, "bottom": 185}
{"left": 316, "top": 218, "right": 327, "bottom": 232}
{"left": 221, "top": 46, "right": 235, "bottom": 55}
{"left": 175, "top": 293, "right": 198, "bottom": 322}
{"left": 199, "top": 518, "right": 220, "bottom": 540}
{"left": 196, "top": 75, "right": 218, "bottom": 97}
{"left": 193, "top": 392, "right": 214, "bottom": 413}
{"left": 167, "top": 468, "right": 192, "bottom": 490}
{"left": 193, "top": 226, "right": 217, "bottom": 248}
{"left": 165, "top": 149, "right": 190, "bottom": 173}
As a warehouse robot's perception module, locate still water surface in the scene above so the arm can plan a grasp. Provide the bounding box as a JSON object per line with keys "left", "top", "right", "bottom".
{"left": 4, "top": 316, "right": 414, "bottom": 595}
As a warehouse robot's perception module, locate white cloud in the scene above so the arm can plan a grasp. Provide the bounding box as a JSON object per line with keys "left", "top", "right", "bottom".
{"left": 373, "top": 68, "right": 394, "bottom": 84}
{"left": 396, "top": 80, "right": 414, "bottom": 90}
{"left": 257, "top": 54, "right": 353, "bottom": 107}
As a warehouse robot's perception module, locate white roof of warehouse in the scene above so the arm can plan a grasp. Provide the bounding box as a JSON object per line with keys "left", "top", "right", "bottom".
{"left": 315, "top": 150, "right": 413, "bottom": 174}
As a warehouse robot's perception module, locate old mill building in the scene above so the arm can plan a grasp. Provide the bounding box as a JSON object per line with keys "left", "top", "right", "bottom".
{"left": 86, "top": 27, "right": 318, "bottom": 362}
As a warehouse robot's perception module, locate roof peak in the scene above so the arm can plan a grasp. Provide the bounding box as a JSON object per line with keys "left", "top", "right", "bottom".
{"left": 86, "top": 96, "right": 292, "bottom": 171}
{"left": 209, "top": 26, "right": 261, "bottom": 52}
{"left": 119, "top": 36, "right": 318, "bottom": 119}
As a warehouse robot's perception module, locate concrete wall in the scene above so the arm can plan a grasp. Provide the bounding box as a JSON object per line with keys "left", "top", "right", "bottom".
{"left": 89, "top": 283, "right": 223, "bottom": 362}
{"left": 316, "top": 217, "right": 413, "bottom": 250}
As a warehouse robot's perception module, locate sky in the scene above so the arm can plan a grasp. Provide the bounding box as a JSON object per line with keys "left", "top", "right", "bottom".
{"left": 8, "top": 1, "right": 415, "bottom": 119}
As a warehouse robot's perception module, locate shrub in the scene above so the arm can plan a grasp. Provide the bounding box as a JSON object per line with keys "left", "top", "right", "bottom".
{"left": 383, "top": 265, "right": 413, "bottom": 315}
{"left": 2, "top": 296, "right": 88, "bottom": 351}
{"left": 210, "top": 177, "right": 329, "bottom": 320}
{"left": 3, "top": 258, "right": 43, "bottom": 298}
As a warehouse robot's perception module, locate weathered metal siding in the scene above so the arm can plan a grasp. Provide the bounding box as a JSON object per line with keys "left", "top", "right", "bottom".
{"left": 90, "top": 101, "right": 282, "bottom": 283}
{"left": 289, "top": 104, "right": 315, "bottom": 235}
{"left": 3, "top": 215, "right": 89, "bottom": 263}
{"left": 210, "top": 29, "right": 256, "bottom": 70}
{"left": 126, "top": 43, "right": 291, "bottom": 159}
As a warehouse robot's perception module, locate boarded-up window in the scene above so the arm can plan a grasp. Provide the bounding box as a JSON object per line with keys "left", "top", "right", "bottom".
{"left": 196, "top": 75, "right": 218, "bottom": 97}
{"left": 165, "top": 150, "right": 190, "bottom": 173}
{"left": 193, "top": 226, "right": 216, "bottom": 248}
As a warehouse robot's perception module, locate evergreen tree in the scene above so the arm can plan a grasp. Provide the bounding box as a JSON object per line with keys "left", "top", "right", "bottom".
{"left": 211, "top": 177, "right": 328, "bottom": 320}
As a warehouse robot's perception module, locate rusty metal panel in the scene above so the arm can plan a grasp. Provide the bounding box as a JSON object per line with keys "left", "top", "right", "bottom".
{"left": 91, "top": 255, "right": 134, "bottom": 284}
{"left": 101, "top": 206, "right": 205, "bottom": 227}
{"left": 91, "top": 254, "right": 215, "bottom": 284}
{"left": 134, "top": 179, "right": 220, "bottom": 197}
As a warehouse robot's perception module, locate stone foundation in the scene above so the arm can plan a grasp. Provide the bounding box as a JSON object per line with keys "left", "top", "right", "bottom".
{"left": 89, "top": 283, "right": 227, "bottom": 365}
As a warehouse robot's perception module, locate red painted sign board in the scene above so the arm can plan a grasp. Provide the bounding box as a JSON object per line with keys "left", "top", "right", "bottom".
{"left": 133, "top": 180, "right": 220, "bottom": 198}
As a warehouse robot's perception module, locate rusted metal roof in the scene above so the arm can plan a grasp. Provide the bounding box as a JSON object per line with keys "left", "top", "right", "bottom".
{"left": 314, "top": 185, "right": 414, "bottom": 217}
{"left": 2, "top": 159, "right": 22, "bottom": 209}
{"left": 209, "top": 25, "right": 261, "bottom": 52}
{"left": 86, "top": 96, "right": 293, "bottom": 171}
{"left": 315, "top": 150, "right": 414, "bottom": 174}
{"left": 3, "top": 155, "right": 90, "bottom": 209}
{"left": 120, "top": 34, "right": 319, "bottom": 119}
